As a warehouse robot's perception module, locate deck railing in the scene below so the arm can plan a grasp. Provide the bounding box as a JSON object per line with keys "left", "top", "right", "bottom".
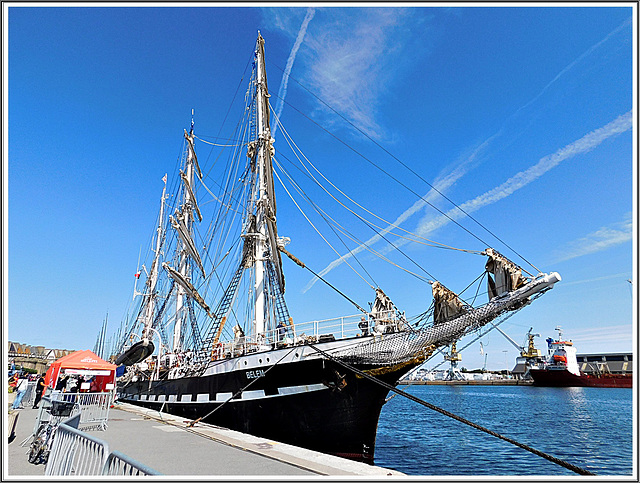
{"left": 211, "top": 310, "right": 408, "bottom": 360}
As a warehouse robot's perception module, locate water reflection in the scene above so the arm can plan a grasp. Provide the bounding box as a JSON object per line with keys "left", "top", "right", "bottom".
{"left": 375, "top": 385, "right": 632, "bottom": 476}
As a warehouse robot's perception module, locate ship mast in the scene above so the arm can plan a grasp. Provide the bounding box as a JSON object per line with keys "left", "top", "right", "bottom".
{"left": 173, "top": 117, "right": 197, "bottom": 352}
{"left": 253, "top": 32, "right": 274, "bottom": 337}
{"left": 142, "top": 175, "right": 167, "bottom": 341}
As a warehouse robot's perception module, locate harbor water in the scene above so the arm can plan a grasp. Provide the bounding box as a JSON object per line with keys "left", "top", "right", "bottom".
{"left": 375, "top": 384, "right": 634, "bottom": 476}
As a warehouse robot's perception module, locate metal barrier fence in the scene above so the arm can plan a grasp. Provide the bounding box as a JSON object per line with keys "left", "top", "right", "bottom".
{"left": 50, "top": 390, "right": 114, "bottom": 431}
{"left": 45, "top": 419, "right": 109, "bottom": 476}
{"left": 45, "top": 419, "right": 161, "bottom": 476}
{"left": 102, "top": 450, "right": 162, "bottom": 476}
{"left": 21, "top": 396, "right": 81, "bottom": 447}
{"left": 23, "top": 382, "right": 36, "bottom": 407}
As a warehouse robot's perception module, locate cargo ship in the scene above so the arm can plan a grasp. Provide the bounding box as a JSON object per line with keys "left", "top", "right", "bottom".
{"left": 529, "top": 327, "right": 632, "bottom": 388}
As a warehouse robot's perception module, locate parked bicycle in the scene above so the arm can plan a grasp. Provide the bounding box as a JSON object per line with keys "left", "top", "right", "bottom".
{"left": 28, "top": 399, "right": 78, "bottom": 465}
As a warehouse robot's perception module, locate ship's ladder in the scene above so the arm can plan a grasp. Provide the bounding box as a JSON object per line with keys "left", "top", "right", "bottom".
{"left": 196, "top": 262, "right": 245, "bottom": 363}
{"left": 266, "top": 260, "right": 295, "bottom": 336}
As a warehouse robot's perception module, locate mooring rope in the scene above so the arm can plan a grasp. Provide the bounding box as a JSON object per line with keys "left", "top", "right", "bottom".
{"left": 308, "top": 344, "right": 595, "bottom": 476}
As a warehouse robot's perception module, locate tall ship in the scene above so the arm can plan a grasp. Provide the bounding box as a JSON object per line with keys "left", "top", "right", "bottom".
{"left": 114, "top": 33, "right": 561, "bottom": 461}
{"left": 529, "top": 327, "right": 632, "bottom": 388}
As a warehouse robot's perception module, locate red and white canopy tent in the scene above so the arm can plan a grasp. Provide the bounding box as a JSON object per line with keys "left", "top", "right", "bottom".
{"left": 45, "top": 350, "right": 117, "bottom": 393}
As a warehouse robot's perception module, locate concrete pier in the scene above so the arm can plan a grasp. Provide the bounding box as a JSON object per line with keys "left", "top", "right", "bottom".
{"left": 6, "top": 396, "right": 403, "bottom": 477}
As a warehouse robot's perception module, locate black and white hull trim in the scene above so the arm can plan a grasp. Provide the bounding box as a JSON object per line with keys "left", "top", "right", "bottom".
{"left": 118, "top": 336, "right": 418, "bottom": 461}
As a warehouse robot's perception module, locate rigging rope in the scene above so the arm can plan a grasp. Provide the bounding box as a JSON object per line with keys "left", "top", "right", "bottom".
{"left": 279, "top": 247, "right": 368, "bottom": 314}
{"left": 307, "top": 344, "right": 594, "bottom": 476}
{"left": 193, "top": 135, "right": 243, "bottom": 148}
{"left": 270, "top": 68, "right": 542, "bottom": 275}
{"left": 271, "top": 109, "right": 480, "bottom": 256}
{"left": 186, "top": 347, "right": 298, "bottom": 427}
{"left": 272, "top": 168, "right": 376, "bottom": 291}
{"left": 274, "top": 158, "right": 431, "bottom": 284}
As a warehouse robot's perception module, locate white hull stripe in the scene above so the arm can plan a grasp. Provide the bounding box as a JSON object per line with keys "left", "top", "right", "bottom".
{"left": 123, "top": 383, "right": 327, "bottom": 404}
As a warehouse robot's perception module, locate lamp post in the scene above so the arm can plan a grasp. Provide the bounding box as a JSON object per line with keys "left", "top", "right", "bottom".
{"left": 503, "top": 350, "right": 509, "bottom": 378}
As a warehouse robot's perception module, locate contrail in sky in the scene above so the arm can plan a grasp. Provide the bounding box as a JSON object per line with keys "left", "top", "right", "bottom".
{"left": 302, "top": 20, "right": 630, "bottom": 292}
{"left": 559, "top": 272, "right": 631, "bottom": 287}
{"left": 516, "top": 18, "right": 632, "bottom": 115}
{"left": 552, "top": 214, "right": 632, "bottom": 263}
{"left": 272, "top": 8, "right": 315, "bottom": 138}
{"left": 407, "top": 111, "right": 632, "bottom": 241}
{"left": 304, "top": 111, "right": 632, "bottom": 292}
{"left": 301, "top": 160, "right": 472, "bottom": 292}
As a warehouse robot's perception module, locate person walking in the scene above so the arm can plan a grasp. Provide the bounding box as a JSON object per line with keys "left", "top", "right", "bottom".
{"left": 11, "top": 377, "right": 28, "bottom": 410}
{"left": 32, "top": 373, "right": 46, "bottom": 409}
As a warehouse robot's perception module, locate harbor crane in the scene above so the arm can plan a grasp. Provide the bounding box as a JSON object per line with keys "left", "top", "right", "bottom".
{"left": 443, "top": 340, "right": 464, "bottom": 381}
{"left": 490, "top": 324, "right": 541, "bottom": 358}
{"left": 489, "top": 324, "right": 544, "bottom": 377}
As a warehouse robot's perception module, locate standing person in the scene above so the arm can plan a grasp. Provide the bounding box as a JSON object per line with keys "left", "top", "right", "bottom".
{"left": 359, "top": 317, "right": 369, "bottom": 336}
{"left": 90, "top": 377, "right": 100, "bottom": 393}
{"left": 55, "top": 375, "right": 68, "bottom": 391}
{"left": 8, "top": 373, "right": 18, "bottom": 389}
{"left": 11, "top": 377, "right": 28, "bottom": 410}
{"left": 70, "top": 377, "right": 81, "bottom": 393}
{"left": 32, "top": 373, "right": 46, "bottom": 409}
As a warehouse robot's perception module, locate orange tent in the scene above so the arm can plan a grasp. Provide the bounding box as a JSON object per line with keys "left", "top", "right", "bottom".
{"left": 45, "top": 350, "right": 117, "bottom": 393}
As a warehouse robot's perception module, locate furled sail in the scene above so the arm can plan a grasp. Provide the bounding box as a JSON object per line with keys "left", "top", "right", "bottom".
{"left": 431, "top": 281, "right": 467, "bottom": 324}
{"left": 484, "top": 248, "right": 526, "bottom": 300}
{"left": 372, "top": 287, "right": 395, "bottom": 317}
{"left": 184, "top": 129, "right": 203, "bottom": 179}
{"left": 170, "top": 211, "right": 205, "bottom": 277}
{"left": 180, "top": 171, "right": 203, "bottom": 222}
{"left": 162, "top": 262, "right": 212, "bottom": 317}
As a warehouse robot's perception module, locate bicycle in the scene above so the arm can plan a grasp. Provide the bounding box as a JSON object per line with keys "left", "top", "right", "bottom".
{"left": 28, "top": 399, "right": 77, "bottom": 465}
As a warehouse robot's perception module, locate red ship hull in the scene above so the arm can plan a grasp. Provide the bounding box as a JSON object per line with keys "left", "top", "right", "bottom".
{"left": 530, "top": 368, "right": 632, "bottom": 388}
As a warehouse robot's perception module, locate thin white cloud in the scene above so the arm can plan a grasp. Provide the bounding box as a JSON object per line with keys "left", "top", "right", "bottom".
{"left": 516, "top": 18, "right": 632, "bottom": 116}
{"left": 553, "top": 214, "right": 633, "bottom": 263}
{"left": 272, "top": 8, "right": 316, "bottom": 138}
{"left": 559, "top": 272, "right": 631, "bottom": 287}
{"left": 304, "top": 111, "right": 632, "bottom": 291}
{"left": 302, "top": 166, "right": 466, "bottom": 292}
{"left": 298, "top": 16, "right": 631, "bottom": 290}
{"left": 264, "top": 8, "right": 431, "bottom": 140}
{"left": 565, "top": 324, "right": 631, "bottom": 336}
{"left": 410, "top": 111, "right": 632, "bottom": 238}
{"left": 566, "top": 325, "right": 632, "bottom": 344}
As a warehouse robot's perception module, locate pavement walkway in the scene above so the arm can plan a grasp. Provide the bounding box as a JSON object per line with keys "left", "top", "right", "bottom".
{"left": 5, "top": 393, "right": 403, "bottom": 478}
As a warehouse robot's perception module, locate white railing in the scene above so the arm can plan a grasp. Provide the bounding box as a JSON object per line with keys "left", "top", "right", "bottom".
{"left": 206, "top": 310, "right": 408, "bottom": 360}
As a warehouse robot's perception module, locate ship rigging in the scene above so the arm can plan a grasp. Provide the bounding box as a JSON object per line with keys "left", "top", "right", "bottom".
{"left": 112, "top": 32, "right": 560, "bottom": 461}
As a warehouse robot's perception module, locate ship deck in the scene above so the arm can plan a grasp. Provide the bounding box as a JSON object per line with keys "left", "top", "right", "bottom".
{"left": 6, "top": 397, "right": 403, "bottom": 477}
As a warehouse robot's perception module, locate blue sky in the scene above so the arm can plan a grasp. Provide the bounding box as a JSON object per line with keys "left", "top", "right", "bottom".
{"left": 4, "top": 4, "right": 635, "bottom": 371}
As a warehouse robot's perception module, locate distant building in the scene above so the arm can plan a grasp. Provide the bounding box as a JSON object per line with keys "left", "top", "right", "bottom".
{"left": 8, "top": 341, "right": 75, "bottom": 374}
{"left": 575, "top": 352, "right": 632, "bottom": 375}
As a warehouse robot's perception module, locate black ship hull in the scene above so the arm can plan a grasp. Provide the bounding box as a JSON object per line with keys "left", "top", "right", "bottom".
{"left": 117, "top": 341, "right": 417, "bottom": 461}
